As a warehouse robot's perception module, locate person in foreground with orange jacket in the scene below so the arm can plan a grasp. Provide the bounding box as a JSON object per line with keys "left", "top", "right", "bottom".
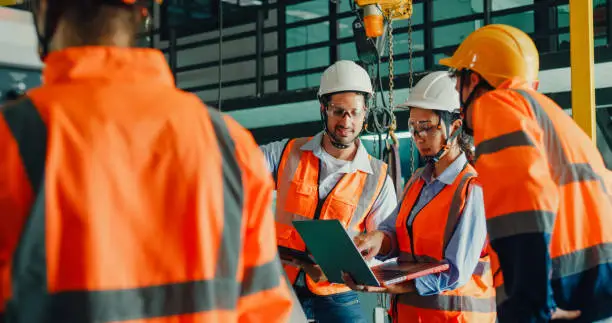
{"left": 440, "top": 24, "right": 612, "bottom": 323}
{"left": 0, "top": 0, "right": 293, "bottom": 322}
{"left": 259, "top": 60, "right": 398, "bottom": 323}
{"left": 343, "top": 71, "right": 496, "bottom": 322}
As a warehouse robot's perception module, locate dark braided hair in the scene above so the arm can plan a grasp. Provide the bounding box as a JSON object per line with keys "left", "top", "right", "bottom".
{"left": 436, "top": 110, "right": 475, "bottom": 163}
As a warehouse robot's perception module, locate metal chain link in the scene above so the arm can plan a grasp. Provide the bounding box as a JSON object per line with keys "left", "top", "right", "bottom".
{"left": 388, "top": 22, "right": 395, "bottom": 111}
{"left": 407, "top": 17, "right": 416, "bottom": 174}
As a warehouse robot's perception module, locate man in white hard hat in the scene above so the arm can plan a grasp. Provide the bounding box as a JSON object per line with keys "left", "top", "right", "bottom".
{"left": 343, "top": 72, "right": 495, "bottom": 322}
{"left": 259, "top": 60, "right": 398, "bottom": 323}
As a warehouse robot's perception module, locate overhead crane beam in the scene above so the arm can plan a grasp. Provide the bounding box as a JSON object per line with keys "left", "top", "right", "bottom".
{"left": 570, "top": 0, "right": 597, "bottom": 143}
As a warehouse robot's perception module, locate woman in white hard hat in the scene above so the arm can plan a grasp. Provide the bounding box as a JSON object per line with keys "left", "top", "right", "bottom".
{"left": 343, "top": 71, "right": 496, "bottom": 322}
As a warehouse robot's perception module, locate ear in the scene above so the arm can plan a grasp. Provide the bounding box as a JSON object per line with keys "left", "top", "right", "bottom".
{"left": 469, "top": 72, "right": 481, "bottom": 90}
{"left": 451, "top": 118, "right": 463, "bottom": 134}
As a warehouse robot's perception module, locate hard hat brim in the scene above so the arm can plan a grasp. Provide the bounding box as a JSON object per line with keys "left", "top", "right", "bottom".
{"left": 438, "top": 57, "right": 455, "bottom": 68}
{"left": 396, "top": 99, "right": 459, "bottom": 114}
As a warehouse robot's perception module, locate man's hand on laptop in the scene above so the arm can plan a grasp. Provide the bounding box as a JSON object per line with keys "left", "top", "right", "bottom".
{"left": 288, "top": 259, "right": 328, "bottom": 283}
{"left": 354, "top": 231, "right": 387, "bottom": 260}
{"left": 302, "top": 263, "right": 328, "bottom": 283}
{"left": 342, "top": 272, "right": 416, "bottom": 294}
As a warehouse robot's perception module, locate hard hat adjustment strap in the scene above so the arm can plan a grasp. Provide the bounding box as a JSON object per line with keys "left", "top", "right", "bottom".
{"left": 426, "top": 114, "right": 460, "bottom": 164}
{"left": 320, "top": 108, "right": 351, "bottom": 150}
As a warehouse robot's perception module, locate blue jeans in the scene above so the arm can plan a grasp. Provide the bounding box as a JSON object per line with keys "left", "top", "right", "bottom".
{"left": 298, "top": 291, "right": 368, "bottom": 323}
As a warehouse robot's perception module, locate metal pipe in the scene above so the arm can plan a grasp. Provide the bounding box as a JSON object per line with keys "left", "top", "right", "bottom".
{"left": 329, "top": 0, "right": 339, "bottom": 63}
{"left": 423, "top": 0, "right": 433, "bottom": 69}
{"left": 607, "top": 0, "right": 612, "bottom": 45}
{"left": 483, "top": 0, "right": 492, "bottom": 25}
{"left": 255, "top": 8, "right": 264, "bottom": 97}
{"left": 277, "top": 2, "right": 287, "bottom": 91}
{"left": 169, "top": 27, "right": 177, "bottom": 85}
{"left": 570, "top": 0, "right": 596, "bottom": 142}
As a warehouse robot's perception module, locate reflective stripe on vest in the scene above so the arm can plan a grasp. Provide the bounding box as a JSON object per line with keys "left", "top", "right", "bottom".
{"left": 477, "top": 90, "right": 610, "bottom": 240}
{"left": 275, "top": 137, "right": 387, "bottom": 236}
{"left": 397, "top": 165, "right": 476, "bottom": 261}
{"left": 397, "top": 292, "right": 497, "bottom": 313}
{"left": 5, "top": 100, "right": 257, "bottom": 322}
{"left": 475, "top": 89, "right": 612, "bottom": 283}
{"left": 275, "top": 137, "right": 387, "bottom": 295}
{"left": 394, "top": 162, "right": 496, "bottom": 320}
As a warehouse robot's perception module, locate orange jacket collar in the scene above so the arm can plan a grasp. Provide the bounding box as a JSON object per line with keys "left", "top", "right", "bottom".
{"left": 496, "top": 77, "right": 538, "bottom": 91}
{"left": 42, "top": 47, "right": 174, "bottom": 86}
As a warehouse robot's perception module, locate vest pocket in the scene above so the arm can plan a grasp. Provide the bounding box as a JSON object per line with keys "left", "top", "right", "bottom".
{"left": 322, "top": 196, "right": 357, "bottom": 228}
{"left": 283, "top": 181, "right": 318, "bottom": 217}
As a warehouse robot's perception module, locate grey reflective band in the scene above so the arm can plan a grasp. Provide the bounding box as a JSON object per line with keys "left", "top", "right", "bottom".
{"left": 496, "top": 285, "right": 508, "bottom": 305}
{"left": 443, "top": 170, "right": 476, "bottom": 249}
{"left": 473, "top": 261, "right": 490, "bottom": 277}
{"left": 1, "top": 97, "right": 47, "bottom": 193}
{"left": 8, "top": 105, "right": 274, "bottom": 322}
{"left": 515, "top": 90, "right": 607, "bottom": 189}
{"left": 241, "top": 259, "right": 283, "bottom": 297}
{"left": 349, "top": 157, "right": 387, "bottom": 236}
{"left": 4, "top": 97, "right": 49, "bottom": 323}
{"left": 475, "top": 130, "right": 535, "bottom": 162}
{"left": 398, "top": 293, "right": 496, "bottom": 313}
{"left": 486, "top": 210, "right": 556, "bottom": 239}
{"left": 39, "top": 279, "right": 241, "bottom": 322}
{"left": 208, "top": 108, "right": 244, "bottom": 280}
{"left": 275, "top": 137, "right": 310, "bottom": 225}
{"left": 404, "top": 168, "right": 424, "bottom": 195}
{"left": 275, "top": 137, "right": 387, "bottom": 236}
{"left": 551, "top": 242, "right": 612, "bottom": 279}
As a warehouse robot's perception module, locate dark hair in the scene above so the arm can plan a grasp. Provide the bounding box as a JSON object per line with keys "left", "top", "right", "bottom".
{"left": 436, "top": 110, "right": 475, "bottom": 163}
{"left": 59, "top": 1, "right": 143, "bottom": 46}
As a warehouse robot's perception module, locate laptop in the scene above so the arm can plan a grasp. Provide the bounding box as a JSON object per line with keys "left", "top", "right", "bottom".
{"left": 292, "top": 219, "right": 450, "bottom": 287}
{"left": 278, "top": 246, "right": 315, "bottom": 265}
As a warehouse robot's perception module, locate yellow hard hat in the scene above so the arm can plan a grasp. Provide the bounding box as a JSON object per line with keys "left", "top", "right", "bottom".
{"left": 439, "top": 24, "right": 539, "bottom": 88}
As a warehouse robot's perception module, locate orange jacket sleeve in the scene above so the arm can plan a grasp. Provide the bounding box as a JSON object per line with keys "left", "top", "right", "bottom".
{"left": 224, "top": 116, "right": 293, "bottom": 323}
{"left": 472, "top": 89, "right": 559, "bottom": 322}
{"left": 0, "top": 103, "right": 37, "bottom": 320}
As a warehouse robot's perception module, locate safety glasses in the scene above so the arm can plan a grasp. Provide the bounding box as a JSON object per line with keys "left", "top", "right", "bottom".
{"left": 326, "top": 104, "right": 367, "bottom": 120}
{"left": 408, "top": 119, "right": 442, "bottom": 139}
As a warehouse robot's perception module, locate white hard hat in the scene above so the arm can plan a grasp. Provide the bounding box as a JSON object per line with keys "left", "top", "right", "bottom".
{"left": 318, "top": 60, "right": 374, "bottom": 98}
{"left": 397, "top": 71, "right": 460, "bottom": 113}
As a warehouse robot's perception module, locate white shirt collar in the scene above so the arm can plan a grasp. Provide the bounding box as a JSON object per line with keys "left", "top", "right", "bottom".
{"left": 300, "top": 131, "right": 374, "bottom": 174}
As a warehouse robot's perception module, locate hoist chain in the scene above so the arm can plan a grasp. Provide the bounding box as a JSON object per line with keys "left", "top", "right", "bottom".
{"left": 370, "top": 64, "right": 377, "bottom": 109}
{"left": 388, "top": 22, "right": 395, "bottom": 111}
{"left": 407, "top": 17, "right": 416, "bottom": 174}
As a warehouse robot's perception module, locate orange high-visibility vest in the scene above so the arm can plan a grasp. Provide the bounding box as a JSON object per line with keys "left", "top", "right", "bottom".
{"left": 394, "top": 163, "right": 496, "bottom": 322}
{"left": 0, "top": 47, "right": 292, "bottom": 323}
{"left": 275, "top": 137, "right": 388, "bottom": 296}
{"left": 472, "top": 80, "right": 612, "bottom": 321}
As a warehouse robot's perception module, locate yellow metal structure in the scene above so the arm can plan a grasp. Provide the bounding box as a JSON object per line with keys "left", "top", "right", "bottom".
{"left": 570, "top": 0, "right": 596, "bottom": 142}
{"left": 355, "top": 0, "right": 413, "bottom": 20}
{"left": 0, "top": 0, "right": 20, "bottom": 5}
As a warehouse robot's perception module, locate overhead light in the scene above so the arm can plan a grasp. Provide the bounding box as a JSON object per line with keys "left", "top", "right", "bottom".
{"left": 222, "top": 0, "right": 262, "bottom": 6}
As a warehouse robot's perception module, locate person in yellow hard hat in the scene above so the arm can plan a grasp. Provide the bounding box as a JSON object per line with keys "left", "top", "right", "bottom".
{"left": 440, "top": 24, "right": 612, "bottom": 323}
